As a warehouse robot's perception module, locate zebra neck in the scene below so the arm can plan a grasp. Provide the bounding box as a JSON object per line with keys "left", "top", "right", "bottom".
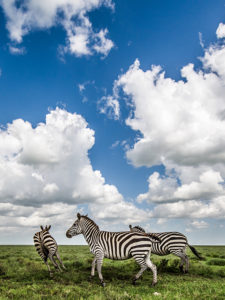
{"left": 82, "top": 226, "right": 99, "bottom": 246}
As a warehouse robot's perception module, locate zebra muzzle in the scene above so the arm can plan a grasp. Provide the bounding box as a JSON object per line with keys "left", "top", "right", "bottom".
{"left": 66, "top": 231, "right": 72, "bottom": 238}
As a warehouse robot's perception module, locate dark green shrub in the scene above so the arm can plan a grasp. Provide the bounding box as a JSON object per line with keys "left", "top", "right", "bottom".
{"left": 73, "top": 261, "right": 84, "bottom": 268}
{"left": 156, "top": 258, "right": 169, "bottom": 272}
{"left": 207, "top": 259, "right": 225, "bottom": 266}
{"left": 0, "top": 264, "right": 6, "bottom": 275}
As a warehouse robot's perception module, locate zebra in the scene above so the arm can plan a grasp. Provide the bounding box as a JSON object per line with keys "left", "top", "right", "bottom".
{"left": 33, "top": 225, "right": 66, "bottom": 276}
{"left": 66, "top": 213, "right": 161, "bottom": 287}
{"left": 129, "top": 224, "right": 202, "bottom": 273}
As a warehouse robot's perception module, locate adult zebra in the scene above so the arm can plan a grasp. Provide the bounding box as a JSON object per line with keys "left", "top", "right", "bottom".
{"left": 66, "top": 213, "right": 161, "bottom": 287}
{"left": 129, "top": 225, "right": 202, "bottom": 273}
{"left": 33, "top": 225, "right": 66, "bottom": 276}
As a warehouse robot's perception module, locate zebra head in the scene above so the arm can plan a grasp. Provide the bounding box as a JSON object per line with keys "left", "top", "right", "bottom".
{"left": 40, "top": 225, "right": 51, "bottom": 232}
{"left": 66, "top": 213, "right": 83, "bottom": 238}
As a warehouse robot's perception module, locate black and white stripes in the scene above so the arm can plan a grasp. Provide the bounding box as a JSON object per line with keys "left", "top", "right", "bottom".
{"left": 129, "top": 225, "right": 202, "bottom": 273}
{"left": 33, "top": 225, "right": 66, "bottom": 276}
{"left": 66, "top": 213, "right": 160, "bottom": 286}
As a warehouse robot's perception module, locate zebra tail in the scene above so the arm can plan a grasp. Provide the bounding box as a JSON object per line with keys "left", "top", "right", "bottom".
{"left": 146, "top": 233, "right": 161, "bottom": 243}
{"left": 188, "top": 244, "right": 203, "bottom": 260}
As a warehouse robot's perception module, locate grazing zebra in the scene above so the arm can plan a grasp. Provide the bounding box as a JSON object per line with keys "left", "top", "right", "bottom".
{"left": 129, "top": 225, "right": 202, "bottom": 273}
{"left": 66, "top": 213, "right": 161, "bottom": 287}
{"left": 33, "top": 225, "right": 66, "bottom": 276}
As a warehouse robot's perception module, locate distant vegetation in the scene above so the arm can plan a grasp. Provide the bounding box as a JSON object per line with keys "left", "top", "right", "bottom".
{"left": 0, "top": 245, "right": 225, "bottom": 299}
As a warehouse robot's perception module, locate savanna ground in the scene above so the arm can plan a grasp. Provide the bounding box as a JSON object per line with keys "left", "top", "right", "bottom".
{"left": 0, "top": 245, "right": 225, "bottom": 299}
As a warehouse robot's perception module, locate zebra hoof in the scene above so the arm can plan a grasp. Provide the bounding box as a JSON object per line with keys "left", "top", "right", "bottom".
{"left": 179, "top": 266, "right": 184, "bottom": 273}
{"left": 101, "top": 281, "right": 106, "bottom": 287}
{"left": 152, "top": 282, "right": 157, "bottom": 287}
{"left": 88, "top": 275, "right": 94, "bottom": 281}
{"left": 132, "top": 279, "right": 137, "bottom": 285}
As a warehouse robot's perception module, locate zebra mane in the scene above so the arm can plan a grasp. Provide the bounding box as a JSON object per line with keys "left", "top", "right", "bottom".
{"left": 133, "top": 226, "right": 146, "bottom": 233}
{"left": 81, "top": 215, "right": 100, "bottom": 230}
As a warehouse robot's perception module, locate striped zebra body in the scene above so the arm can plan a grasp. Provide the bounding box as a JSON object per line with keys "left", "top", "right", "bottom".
{"left": 129, "top": 225, "right": 202, "bottom": 273}
{"left": 33, "top": 225, "right": 66, "bottom": 276}
{"left": 94, "top": 231, "right": 153, "bottom": 260}
{"left": 33, "top": 231, "right": 49, "bottom": 262}
{"left": 151, "top": 232, "right": 187, "bottom": 256}
{"left": 66, "top": 213, "right": 160, "bottom": 286}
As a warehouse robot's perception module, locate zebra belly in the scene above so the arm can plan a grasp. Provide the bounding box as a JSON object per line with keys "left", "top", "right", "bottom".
{"left": 104, "top": 251, "right": 132, "bottom": 260}
{"left": 152, "top": 250, "right": 170, "bottom": 256}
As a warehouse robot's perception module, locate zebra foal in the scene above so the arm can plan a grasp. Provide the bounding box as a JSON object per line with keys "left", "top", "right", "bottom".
{"left": 129, "top": 225, "right": 202, "bottom": 273}
{"left": 33, "top": 225, "right": 66, "bottom": 276}
{"left": 66, "top": 213, "right": 160, "bottom": 287}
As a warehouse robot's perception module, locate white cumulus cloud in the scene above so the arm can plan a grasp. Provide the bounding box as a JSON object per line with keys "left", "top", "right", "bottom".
{"left": 1, "top": 0, "right": 114, "bottom": 57}
{"left": 216, "top": 23, "right": 225, "bottom": 38}
{"left": 106, "top": 21, "right": 225, "bottom": 219}
{"left": 190, "top": 220, "right": 208, "bottom": 229}
{"left": 0, "top": 107, "right": 149, "bottom": 232}
{"left": 137, "top": 170, "right": 224, "bottom": 204}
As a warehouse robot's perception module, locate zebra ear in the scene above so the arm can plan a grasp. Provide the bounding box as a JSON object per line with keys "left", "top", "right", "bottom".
{"left": 40, "top": 226, "right": 44, "bottom": 231}
{"left": 77, "top": 213, "right": 81, "bottom": 220}
{"left": 48, "top": 225, "right": 51, "bottom": 231}
{"left": 129, "top": 225, "right": 132, "bottom": 230}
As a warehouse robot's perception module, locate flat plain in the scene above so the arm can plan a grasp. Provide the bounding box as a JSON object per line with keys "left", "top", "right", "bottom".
{"left": 0, "top": 245, "right": 225, "bottom": 299}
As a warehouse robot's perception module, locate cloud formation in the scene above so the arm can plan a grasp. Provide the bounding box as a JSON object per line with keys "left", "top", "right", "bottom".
{"left": 1, "top": 0, "right": 114, "bottom": 57}
{"left": 116, "top": 59, "right": 225, "bottom": 168}
{"left": 8, "top": 45, "right": 26, "bottom": 55}
{"left": 137, "top": 170, "right": 224, "bottom": 204}
{"left": 106, "top": 21, "right": 225, "bottom": 219}
{"left": 150, "top": 196, "right": 225, "bottom": 219}
{"left": 0, "top": 108, "right": 149, "bottom": 231}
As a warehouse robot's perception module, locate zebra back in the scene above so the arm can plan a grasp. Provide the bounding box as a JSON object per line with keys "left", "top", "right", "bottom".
{"left": 33, "top": 225, "right": 58, "bottom": 261}
{"left": 129, "top": 225, "right": 161, "bottom": 242}
{"left": 33, "top": 231, "right": 49, "bottom": 262}
{"left": 129, "top": 225, "right": 188, "bottom": 255}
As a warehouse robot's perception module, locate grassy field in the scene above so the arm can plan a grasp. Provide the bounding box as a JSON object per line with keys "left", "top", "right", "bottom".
{"left": 0, "top": 245, "right": 225, "bottom": 299}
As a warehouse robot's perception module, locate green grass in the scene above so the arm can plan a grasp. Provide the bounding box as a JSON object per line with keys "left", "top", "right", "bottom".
{"left": 0, "top": 245, "right": 225, "bottom": 299}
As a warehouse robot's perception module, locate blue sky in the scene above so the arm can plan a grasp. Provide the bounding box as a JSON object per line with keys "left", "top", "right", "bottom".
{"left": 0, "top": 0, "right": 225, "bottom": 245}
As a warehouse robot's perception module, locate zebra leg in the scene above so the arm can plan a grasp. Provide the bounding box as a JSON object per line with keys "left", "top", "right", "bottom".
{"left": 48, "top": 253, "right": 62, "bottom": 272}
{"left": 90, "top": 256, "right": 97, "bottom": 278}
{"left": 182, "top": 246, "right": 189, "bottom": 273}
{"left": 184, "top": 255, "right": 189, "bottom": 273}
{"left": 133, "top": 251, "right": 157, "bottom": 286}
{"left": 132, "top": 262, "right": 148, "bottom": 285}
{"left": 170, "top": 250, "right": 188, "bottom": 273}
{"left": 145, "top": 256, "right": 157, "bottom": 286}
{"left": 43, "top": 259, "right": 53, "bottom": 277}
{"left": 55, "top": 251, "right": 66, "bottom": 270}
{"left": 180, "top": 250, "right": 190, "bottom": 273}
{"left": 96, "top": 255, "right": 105, "bottom": 287}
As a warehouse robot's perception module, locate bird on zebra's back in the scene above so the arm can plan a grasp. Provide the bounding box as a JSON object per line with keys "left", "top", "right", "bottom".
{"left": 129, "top": 224, "right": 202, "bottom": 273}
{"left": 33, "top": 225, "right": 66, "bottom": 277}
{"left": 66, "top": 213, "right": 161, "bottom": 287}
